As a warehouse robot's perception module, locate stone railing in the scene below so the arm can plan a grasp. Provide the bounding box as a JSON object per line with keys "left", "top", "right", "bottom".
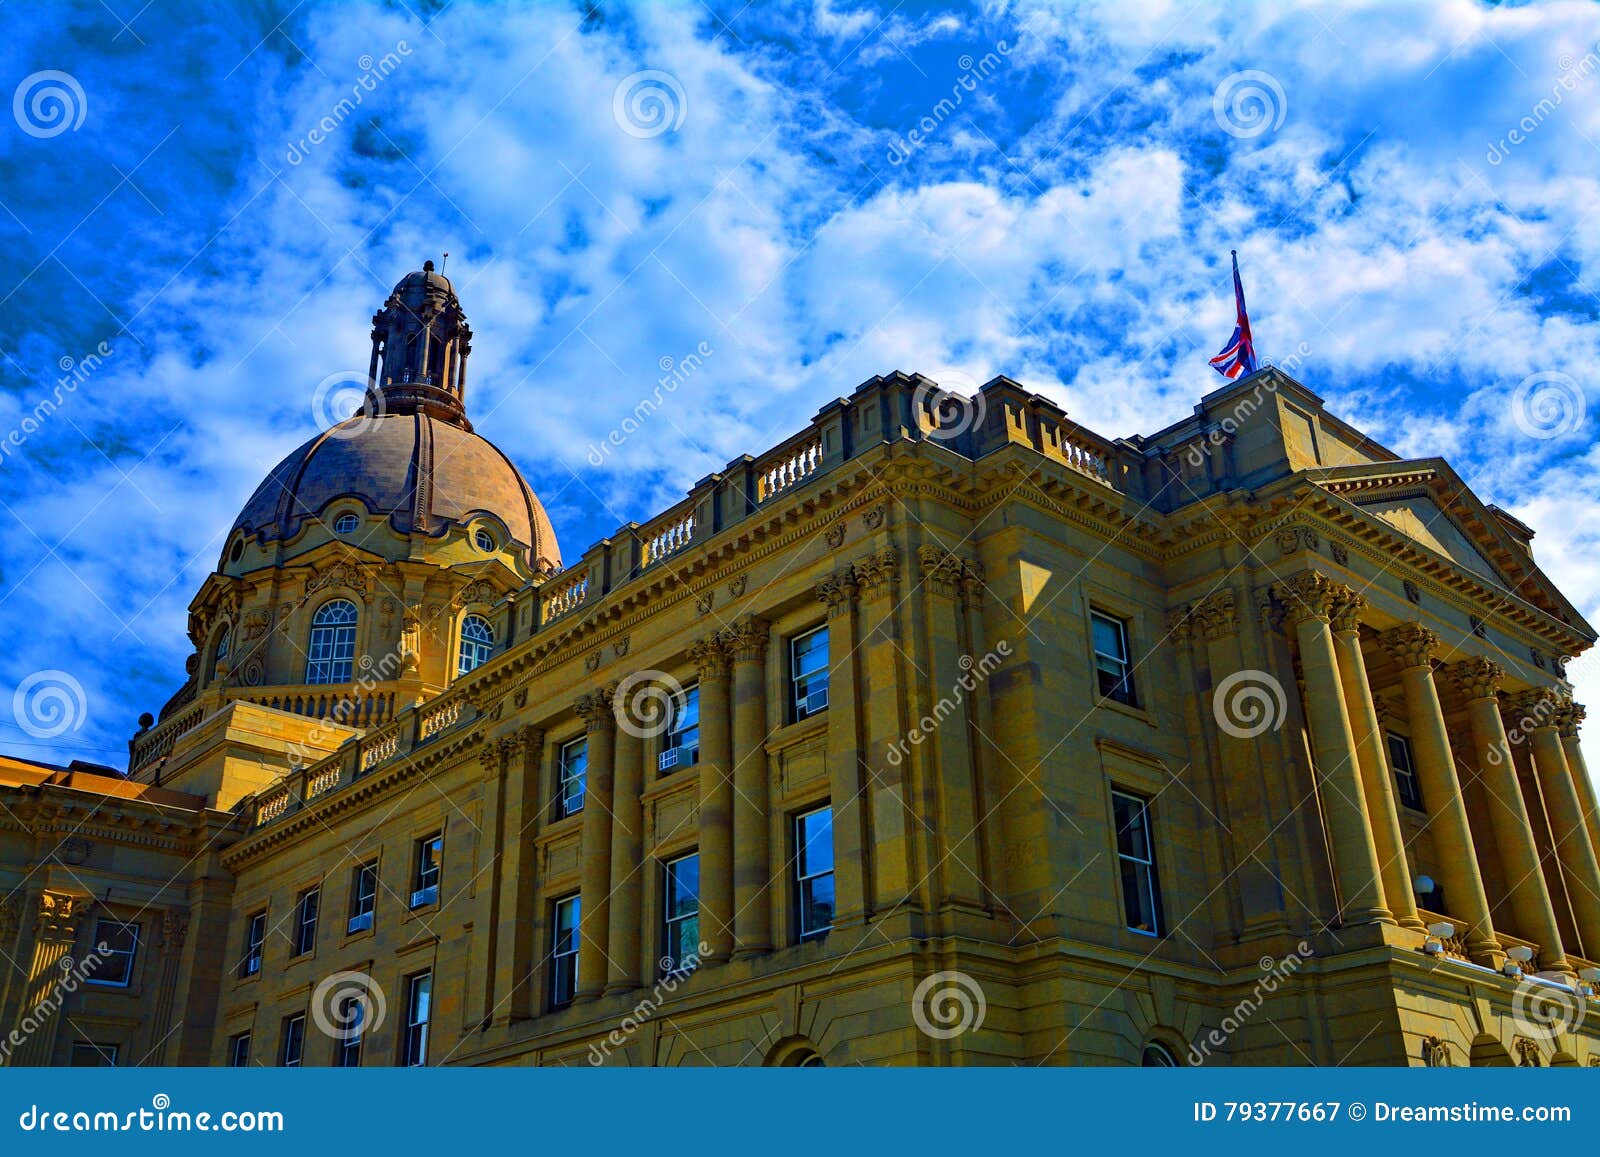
{"left": 541, "top": 570, "right": 590, "bottom": 623}
{"left": 640, "top": 507, "right": 696, "bottom": 568}
{"left": 249, "top": 682, "right": 479, "bottom": 829}
{"left": 129, "top": 699, "right": 207, "bottom": 772}
{"left": 226, "top": 683, "right": 399, "bottom": 729}
{"left": 755, "top": 434, "right": 823, "bottom": 503}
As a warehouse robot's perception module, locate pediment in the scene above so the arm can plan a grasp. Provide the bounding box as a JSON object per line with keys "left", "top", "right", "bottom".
{"left": 1352, "top": 495, "right": 1505, "bottom": 586}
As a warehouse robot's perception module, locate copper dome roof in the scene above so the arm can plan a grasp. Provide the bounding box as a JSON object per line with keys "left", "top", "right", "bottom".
{"left": 230, "top": 410, "right": 560, "bottom": 571}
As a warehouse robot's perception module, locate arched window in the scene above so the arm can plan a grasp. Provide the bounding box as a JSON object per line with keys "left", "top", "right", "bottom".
{"left": 457, "top": 614, "right": 494, "bottom": 676}
{"left": 306, "top": 599, "right": 358, "bottom": 684}
{"left": 209, "top": 626, "right": 231, "bottom": 681}
{"left": 1141, "top": 1042, "right": 1179, "bottom": 1067}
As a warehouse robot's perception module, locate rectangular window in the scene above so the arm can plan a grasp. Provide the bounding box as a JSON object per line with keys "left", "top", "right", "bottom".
{"left": 558, "top": 738, "right": 588, "bottom": 817}
{"left": 1091, "top": 611, "right": 1137, "bottom": 706}
{"left": 70, "top": 1042, "right": 118, "bottom": 1067}
{"left": 1112, "top": 789, "right": 1163, "bottom": 936}
{"left": 791, "top": 626, "right": 830, "bottom": 721}
{"left": 86, "top": 920, "right": 139, "bottom": 987}
{"left": 1388, "top": 733, "right": 1424, "bottom": 811}
{"left": 348, "top": 862, "right": 378, "bottom": 934}
{"left": 659, "top": 685, "right": 700, "bottom": 773}
{"left": 662, "top": 853, "right": 700, "bottom": 974}
{"left": 279, "top": 1014, "right": 306, "bottom": 1067}
{"left": 333, "top": 992, "right": 365, "bottom": 1068}
{"left": 402, "top": 972, "right": 432, "bottom": 1066}
{"left": 795, "top": 806, "right": 835, "bottom": 941}
{"left": 411, "top": 833, "right": 442, "bottom": 909}
{"left": 292, "top": 887, "right": 320, "bottom": 957}
{"left": 550, "top": 895, "right": 580, "bottom": 1008}
{"left": 228, "top": 1032, "right": 251, "bottom": 1068}
{"left": 239, "top": 911, "right": 267, "bottom": 979}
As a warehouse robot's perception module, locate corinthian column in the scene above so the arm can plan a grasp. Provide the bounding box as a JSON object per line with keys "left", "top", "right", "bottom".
{"left": 1382, "top": 623, "right": 1498, "bottom": 961}
{"left": 574, "top": 685, "right": 616, "bottom": 1001}
{"left": 1281, "top": 572, "right": 1389, "bottom": 925}
{"left": 692, "top": 636, "right": 735, "bottom": 962}
{"left": 1509, "top": 692, "right": 1600, "bottom": 959}
{"left": 605, "top": 687, "right": 647, "bottom": 994}
{"left": 724, "top": 615, "right": 772, "bottom": 958}
{"left": 1446, "top": 661, "right": 1567, "bottom": 972}
{"left": 1328, "top": 589, "right": 1418, "bottom": 928}
{"left": 815, "top": 570, "right": 866, "bottom": 928}
{"left": 1558, "top": 705, "right": 1600, "bottom": 861}
{"left": 8, "top": 892, "right": 86, "bottom": 1066}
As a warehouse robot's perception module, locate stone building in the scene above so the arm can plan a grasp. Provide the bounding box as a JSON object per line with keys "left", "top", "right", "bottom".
{"left": 2, "top": 265, "right": 1597, "bottom": 1068}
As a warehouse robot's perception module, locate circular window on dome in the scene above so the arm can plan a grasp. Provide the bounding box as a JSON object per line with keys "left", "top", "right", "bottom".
{"left": 474, "top": 528, "right": 497, "bottom": 553}
{"left": 228, "top": 537, "right": 244, "bottom": 564}
{"left": 334, "top": 513, "right": 360, "bottom": 534}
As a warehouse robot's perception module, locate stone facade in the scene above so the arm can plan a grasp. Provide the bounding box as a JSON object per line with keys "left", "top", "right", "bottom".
{"left": 3, "top": 272, "right": 1598, "bottom": 1068}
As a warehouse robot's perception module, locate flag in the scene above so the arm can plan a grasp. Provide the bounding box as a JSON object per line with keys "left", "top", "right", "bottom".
{"left": 1209, "top": 250, "right": 1258, "bottom": 379}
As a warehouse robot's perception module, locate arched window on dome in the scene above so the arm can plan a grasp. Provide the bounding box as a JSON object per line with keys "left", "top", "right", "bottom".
{"left": 306, "top": 600, "right": 359, "bottom": 684}
{"left": 209, "top": 626, "right": 231, "bottom": 682}
{"left": 1141, "top": 1042, "right": 1180, "bottom": 1067}
{"left": 457, "top": 614, "right": 494, "bottom": 677}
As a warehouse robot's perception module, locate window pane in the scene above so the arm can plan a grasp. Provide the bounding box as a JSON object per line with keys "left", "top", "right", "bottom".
{"left": 793, "top": 628, "right": 829, "bottom": 676}
{"left": 798, "top": 808, "right": 834, "bottom": 877}
{"left": 1113, "top": 793, "right": 1150, "bottom": 861}
{"left": 800, "top": 874, "right": 835, "bottom": 936}
{"left": 666, "top": 855, "right": 699, "bottom": 920}
{"left": 1091, "top": 613, "right": 1126, "bottom": 660}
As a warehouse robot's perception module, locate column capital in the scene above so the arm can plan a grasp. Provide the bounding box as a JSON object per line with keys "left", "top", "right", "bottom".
{"left": 0, "top": 893, "right": 22, "bottom": 939}
{"left": 916, "top": 545, "right": 966, "bottom": 598}
{"left": 1191, "top": 589, "right": 1239, "bottom": 640}
{"left": 162, "top": 909, "right": 191, "bottom": 952}
{"left": 851, "top": 547, "right": 899, "bottom": 599}
{"left": 575, "top": 685, "right": 617, "bottom": 731}
{"left": 1279, "top": 570, "right": 1349, "bottom": 627}
{"left": 1380, "top": 622, "right": 1440, "bottom": 670}
{"left": 1503, "top": 689, "right": 1567, "bottom": 733}
{"left": 1559, "top": 702, "right": 1586, "bottom": 740}
{"left": 1328, "top": 588, "right": 1368, "bottom": 634}
{"left": 957, "top": 559, "right": 986, "bottom": 608}
{"left": 814, "top": 570, "right": 858, "bottom": 619}
{"left": 34, "top": 891, "right": 85, "bottom": 942}
{"left": 720, "top": 615, "right": 771, "bottom": 665}
{"left": 1445, "top": 656, "right": 1505, "bottom": 702}
{"left": 689, "top": 634, "right": 733, "bottom": 680}
{"left": 493, "top": 724, "right": 544, "bottom": 768}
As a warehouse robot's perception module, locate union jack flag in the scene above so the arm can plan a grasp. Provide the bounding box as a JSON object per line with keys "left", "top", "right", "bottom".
{"left": 1209, "top": 250, "right": 1258, "bottom": 379}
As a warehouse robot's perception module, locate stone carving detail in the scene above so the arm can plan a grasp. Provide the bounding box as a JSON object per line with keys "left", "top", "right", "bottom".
{"left": 1469, "top": 614, "right": 1486, "bottom": 639}
{"left": 307, "top": 561, "right": 371, "bottom": 600}
{"left": 1421, "top": 1036, "right": 1452, "bottom": 1067}
{"left": 53, "top": 837, "right": 91, "bottom": 866}
{"left": 719, "top": 616, "right": 771, "bottom": 664}
{"left": 242, "top": 608, "right": 271, "bottom": 641}
{"left": 689, "top": 635, "right": 732, "bottom": 680}
{"left": 1380, "top": 623, "right": 1440, "bottom": 670}
{"left": 696, "top": 591, "right": 716, "bottom": 616}
{"left": 825, "top": 523, "right": 846, "bottom": 549}
{"left": 1445, "top": 657, "right": 1504, "bottom": 702}
{"left": 1276, "top": 527, "right": 1318, "bottom": 556}
{"left": 1514, "top": 1038, "right": 1542, "bottom": 1067}
{"left": 0, "top": 894, "right": 22, "bottom": 939}
{"left": 614, "top": 637, "right": 630, "bottom": 658}
{"left": 575, "top": 686, "right": 616, "bottom": 730}
{"left": 814, "top": 570, "right": 857, "bottom": 620}
{"left": 400, "top": 616, "right": 422, "bottom": 673}
{"left": 1330, "top": 541, "right": 1349, "bottom": 566}
{"left": 728, "top": 576, "right": 747, "bottom": 599}
{"left": 163, "top": 910, "right": 191, "bottom": 950}
{"left": 380, "top": 596, "right": 402, "bottom": 617}
{"left": 1529, "top": 646, "right": 1545, "bottom": 670}
{"left": 452, "top": 579, "right": 498, "bottom": 610}
{"left": 1504, "top": 689, "right": 1567, "bottom": 732}
{"left": 957, "top": 560, "right": 985, "bottom": 608}
{"left": 852, "top": 548, "right": 899, "bottom": 598}
{"left": 1557, "top": 703, "right": 1585, "bottom": 740}
{"left": 585, "top": 651, "right": 602, "bottom": 672}
{"left": 863, "top": 506, "right": 885, "bottom": 530}
{"left": 1328, "top": 588, "right": 1366, "bottom": 634}
{"left": 513, "top": 687, "right": 528, "bottom": 709}
{"left": 241, "top": 658, "right": 265, "bottom": 686}
{"left": 1191, "top": 590, "right": 1239, "bottom": 641}
{"left": 1403, "top": 579, "right": 1421, "bottom": 605}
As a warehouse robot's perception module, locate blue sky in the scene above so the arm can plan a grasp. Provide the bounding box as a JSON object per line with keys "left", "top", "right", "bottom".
{"left": 0, "top": 0, "right": 1596, "bottom": 770}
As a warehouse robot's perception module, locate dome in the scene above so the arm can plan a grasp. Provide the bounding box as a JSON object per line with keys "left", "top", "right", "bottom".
{"left": 227, "top": 262, "right": 560, "bottom": 571}
{"left": 229, "top": 411, "right": 560, "bottom": 570}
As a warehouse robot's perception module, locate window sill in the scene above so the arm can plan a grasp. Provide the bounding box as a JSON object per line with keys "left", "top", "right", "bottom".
{"left": 766, "top": 711, "right": 829, "bottom": 755}
{"left": 1095, "top": 694, "right": 1156, "bottom": 727}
